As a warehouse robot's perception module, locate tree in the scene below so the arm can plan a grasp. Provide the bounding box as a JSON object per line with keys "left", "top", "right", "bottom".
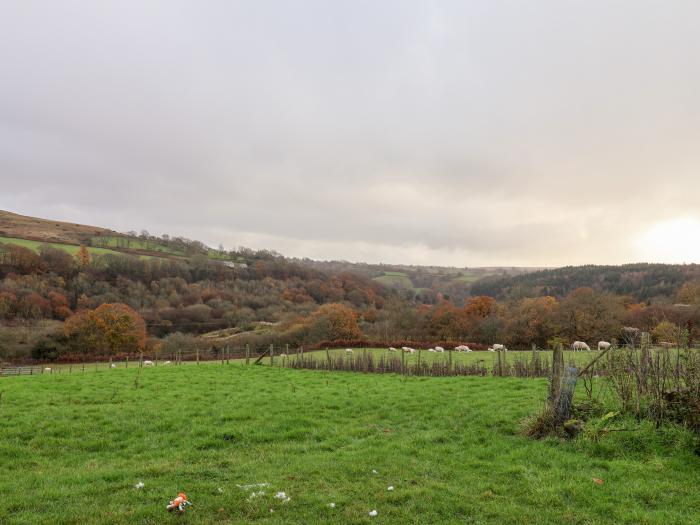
{"left": 64, "top": 303, "right": 146, "bottom": 356}
{"left": 76, "top": 245, "right": 91, "bottom": 269}
{"left": 652, "top": 320, "right": 679, "bottom": 345}
{"left": 306, "top": 303, "right": 363, "bottom": 342}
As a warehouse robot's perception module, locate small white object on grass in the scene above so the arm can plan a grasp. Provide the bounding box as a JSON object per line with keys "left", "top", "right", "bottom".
{"left": 134, "top": 482, "right": 144, "bottom": 489}
{"left": 274, "top": 491, "right": 291, "bottom": 503}
{"left": 372, "top": 469, "right": 378, "bottom": 474}
{"left": 387, "top": 486, "right": 394, "bottom": 491}
{"left": 328, "top": 503, "right": 336, "bottom": 508}
{"left": 369, "top": 510, "right": 378, "bottom": 517}
{"left": 217, "top": 487, "right": 224, "bottom": 493}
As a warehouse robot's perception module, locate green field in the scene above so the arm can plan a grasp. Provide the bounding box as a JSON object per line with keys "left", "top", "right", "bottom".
{"left": 0, "top": 236, "right": 122, "bottom": 256}
{"left": 373, "top": 272, "right": 415, "bottom": 289}
{"left": 91, "top": 235, "right": 186, "bottom": 256}
{"left": 1, "top": 364, "right": 698, "bottom": 524}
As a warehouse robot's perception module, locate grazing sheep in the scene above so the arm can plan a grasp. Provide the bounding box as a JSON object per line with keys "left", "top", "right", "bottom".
{"left": 492, "top": 344, "right": 507, "bottom": 352}
{"left": 345, "top": 348, "right": 354, "bottom": 355}
{"left": 571, "top": 341, "right": 591, "bottom": 351}
{"left": 597, "top": 341, "right": 611, "bottom": 351}
{"left": 401, "top": 347, "right": 415, "bottom": 354}
{"left": 435, "top": 346, "right": 445, "bottom": 353}
{"left": 455, "top": 345, "right": 472, "bottom": 352}
{"left": 428, "top": 348, "right": 436, "bottom": 353}
{"left": 388, "top": 347, "right": 398, "bottom": 352}
{"left": 143, "top": 360, "right": 154, "bottom": 367}
{"left": 487, "top": 347, "right": 495, "bottom": 352}
{"left": 110, "top": 363, "right": 117, "bottom": 368}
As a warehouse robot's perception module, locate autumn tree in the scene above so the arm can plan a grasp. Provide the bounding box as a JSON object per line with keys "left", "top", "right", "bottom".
{"left": 652, "top": 320, "right": 680, "bottom": 345}
{"left": 76, "top": 244, "right": 91, "bottom": 269}
{"left": 64, "top": 303, "right": 146, "bottom": 356}
{"left": 306, "top": 303, "right": 363, "bottom": 342}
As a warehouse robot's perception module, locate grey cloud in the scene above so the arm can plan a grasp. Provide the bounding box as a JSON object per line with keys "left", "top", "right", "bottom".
{"left": 2, "top": 1, "right": 700, "bottom": 266}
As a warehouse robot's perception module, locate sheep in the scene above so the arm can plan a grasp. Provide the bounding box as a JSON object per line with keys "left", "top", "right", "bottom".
{"left": 388, "top": 347, "right": 398, "bottom": 352}
{"left": 428, "top": 348, "right": 436, "bottom": 353}
{"left": 44, "top": 367, "right": 52, "bottom": 372}
{"left": 143, "top": 360, "right": 154, "bottom": 367}
{"left": 279, "top": 353, "right": 287, "bottom": 358}
{"left": 345, "top": 348, "right": 354, "bottom": 355}
{"left": 110, "top": 363, "right": 117, "bottom": 368}
{"left": 597, "top": 341, "right": 611, "bottom": 351}
{"left": 435, "top": 346, "right": 445, "bottom": 353}
{"left": 487, "top": 347, "right": 495, "bottom": 352}
{"left": 454, "top": 345, "right": 471, "bottom": 352}
{"left": 492, "top": 344, "right": 507, "bottom": 352}
{"left": 401, "top": 347, "right": 415, "bottom": 354}
{"left": 571, "top": 341, "right": 591, "bottom": 351}
{"left": 163, "top": 360, "right": 171, "bottom": 365}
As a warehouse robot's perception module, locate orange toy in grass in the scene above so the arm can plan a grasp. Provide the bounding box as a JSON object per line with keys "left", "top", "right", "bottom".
{"left": 167, "top": 492, "right": 191, "bottom": 513}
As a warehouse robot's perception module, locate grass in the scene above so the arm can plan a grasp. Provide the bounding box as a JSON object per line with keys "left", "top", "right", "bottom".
{"left": 1, "top": 365, "right": 698, "bottom": 524}
{"left": 373, "top": 272, "right": 415, "bottom": 289}
{"left": 261, "top": 348, "right": 595, "bottom": 369}
{"left": 0, "top": 236, "right": 122, "bottom": 257}
{"left": 91, "top": 236, "right": 186, "bottom": 256}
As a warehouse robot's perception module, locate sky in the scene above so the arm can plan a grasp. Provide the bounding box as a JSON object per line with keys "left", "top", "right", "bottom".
{"left": 2, "top": 1, "right": 700, "bottom": 267}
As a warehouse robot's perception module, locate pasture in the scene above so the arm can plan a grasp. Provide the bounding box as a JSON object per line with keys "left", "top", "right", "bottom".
{"left": 1, "top": 364, "right": 698, "bottom": 524}
{"left": 0, "top": 236, "right": 121, "bottom": 257}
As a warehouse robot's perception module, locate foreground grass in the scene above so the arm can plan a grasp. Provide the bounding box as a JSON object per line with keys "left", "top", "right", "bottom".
{"left": 1, "top": 366, "right": 698, "bottom": 524}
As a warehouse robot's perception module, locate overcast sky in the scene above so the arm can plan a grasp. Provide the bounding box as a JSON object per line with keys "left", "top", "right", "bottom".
{"left": 2, "top": 1, "right": 700, "bottom": 267}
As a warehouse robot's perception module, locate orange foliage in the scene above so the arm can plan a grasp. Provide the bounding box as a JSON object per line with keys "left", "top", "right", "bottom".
{"left": 64, "top": 303, "right": 146, "bottom": 355}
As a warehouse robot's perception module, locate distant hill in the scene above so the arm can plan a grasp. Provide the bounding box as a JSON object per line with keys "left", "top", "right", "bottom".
{"left": 470, "top": 263, "right": 700, "bottom": 302}
{"left": 0, "top": 209, "right": 119, "bottom": 244}
{"left": 296, "top": 259, "right": 546, "bottom": 305}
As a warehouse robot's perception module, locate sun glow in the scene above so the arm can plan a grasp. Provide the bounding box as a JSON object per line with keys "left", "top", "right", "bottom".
{"left": 635, "top": 217, "right": 700, "bottom": 263}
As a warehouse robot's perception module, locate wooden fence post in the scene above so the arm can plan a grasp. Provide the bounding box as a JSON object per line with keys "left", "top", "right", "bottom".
{"left": 401, "top": 348, "right": 405, "bottom": 375}
{"left": 269, "top": 344, "right": 274, "bottom": 366}
{"left": 226, "top": 345, "right": 230, "bottom": 365}
{"left": 126, "top": 356, "right": 129, "bottom": 369}
{"left": 549, "top": 343, "right": 564, "bottom": 402}
{"left": 245, "top": 344, "right": 250, "bottom": 365}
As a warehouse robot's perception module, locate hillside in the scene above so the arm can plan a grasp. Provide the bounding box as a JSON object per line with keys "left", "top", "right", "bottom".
{"left": 0, "top": 209, "right": 119, "bottom": 244}
{"left": 470, "top": 263, "right": 700, "bottom": 302}
{"left": 296, "top": 259, "right": 544, "bottom": 305}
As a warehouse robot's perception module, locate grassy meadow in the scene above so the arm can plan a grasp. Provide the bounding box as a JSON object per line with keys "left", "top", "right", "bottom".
{"left": 0, "top": 236, "right": 122, "bottom": 257}
{"left": 1, "top": 364, "right": 699, "bottom": 524}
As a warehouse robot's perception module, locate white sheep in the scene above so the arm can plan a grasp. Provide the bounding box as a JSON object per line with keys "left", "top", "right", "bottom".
{"left": 110, "top": 363, "right": 117, "bottom": 368}
{"left": 44, "top": 367, "right": 52, "bottom": 372}
{"left": 388, "top": 347, "right": 398, "bottom": 352}
{"left": 487, "top": 347, "right": 495, "bottom": 352}
{"left": 143, "top": 360, "right": 154, "bottom": 367}
{"left": 571, "top": 341, "right": 590, "bottom": 351}
{"left": 163, "top": 360, "right": 171, "bottom": 365}
{"left": 428, "top": 348, "right": 436, "bottom": 353}
{"left": 455, "top": 345, "right": 472, "bottom": 352}
{"left": 435, "top": 346, "right": 445, "bottom": 353}
{"left": 492, "top": 344, "right": 507, "bottom": 352}
{"left": 597, "top": 341, "right": 611, "bottom": 351}
{"left": 345, "top": 348, "right": 354, "bottom": 355}
{"left": 401, "top": 347, "right": 415, "bottom": 354}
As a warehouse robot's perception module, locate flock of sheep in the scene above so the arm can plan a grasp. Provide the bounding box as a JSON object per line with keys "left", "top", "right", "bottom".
{"left": 341, "top": 341, "right": 613, "bottom": 355}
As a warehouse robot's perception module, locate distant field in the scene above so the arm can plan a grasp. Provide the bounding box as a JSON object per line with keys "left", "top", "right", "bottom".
{"left": 373, "top": 272, "right": 415, "bottom": 289}
{"left": 91, "top": 235, "right": 185, "bottom": 256}
{"left": 0, "top": 236, "right": 122, "bottom": 257}
{"left": 1, "top": 365, "right": 697, "bottom": 524}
